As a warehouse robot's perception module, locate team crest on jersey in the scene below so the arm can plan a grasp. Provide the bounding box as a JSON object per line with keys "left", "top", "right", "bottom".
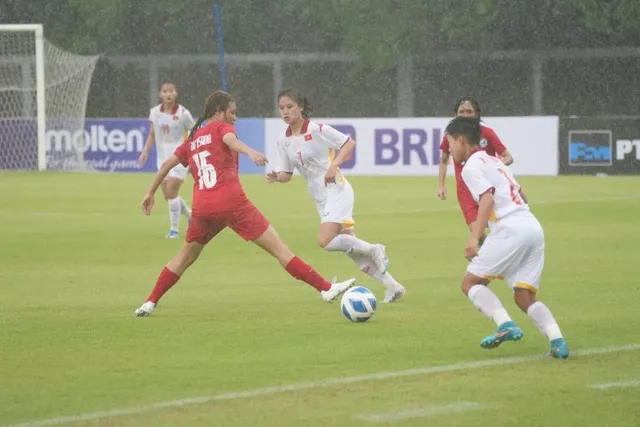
{"left": 304, "top": 134, "right": 313, "bottom": 141}
{"left": 172, "top": 115, "right": 179, "bottom": 120}
{"left": 161, "top": 124, "right": 170, "bottom": 134}
{"left": 479, "top": 138, "right": 488, "bottom": 148}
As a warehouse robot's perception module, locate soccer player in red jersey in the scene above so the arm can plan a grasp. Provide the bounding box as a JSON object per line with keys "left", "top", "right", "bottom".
{"left": 134, "top": 91, "right": 355, "bottom": 317}
{"left": 437, "top": 97, "right": 514, "bottom": 243}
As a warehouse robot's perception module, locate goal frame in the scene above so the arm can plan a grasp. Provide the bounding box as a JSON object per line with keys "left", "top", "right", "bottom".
{"left": 0, "top": 23, "right": 46, "bottom": 170}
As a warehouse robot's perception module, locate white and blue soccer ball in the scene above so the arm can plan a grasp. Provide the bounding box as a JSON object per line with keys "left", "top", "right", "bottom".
{"left": 341, "top": 286, "right": 377, "bottom": 322}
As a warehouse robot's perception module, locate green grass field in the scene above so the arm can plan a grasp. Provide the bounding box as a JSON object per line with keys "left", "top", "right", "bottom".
{"left": 1, "top": 172, "right": 639, "bottom": 427}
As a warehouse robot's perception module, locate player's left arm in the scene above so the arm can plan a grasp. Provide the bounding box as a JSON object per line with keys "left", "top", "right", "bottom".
{"left": 318, "top": 125, "right": 353, "bottom": 185}
{"left": 487, "top": 128, "right": 514, "bottom": 166}
{"left": 141, "top": 155, "right": 181, "bottom": 215}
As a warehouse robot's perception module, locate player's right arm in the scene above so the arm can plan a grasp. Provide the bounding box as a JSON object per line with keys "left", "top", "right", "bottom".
{"left": 267, "top": 139, "right": 294, "bottom": 184}
{"left": 461, "top": 162, "right": 495, "bottom": 259}
{"left": 221, "top": 132, "right": 267, "bottom": 166}
{"left": 138, "top": 121, "right": 156, "bottom": 166}
{"left": 437, "top": 137, "right": 450, "bottom": 200}
{"left": 141, "top": 154, "right": 181, "bottom": 215}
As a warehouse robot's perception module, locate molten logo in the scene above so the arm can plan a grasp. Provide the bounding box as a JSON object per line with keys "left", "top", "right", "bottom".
{"left": 46, "top": 125, "right": 146, "bottom": 153}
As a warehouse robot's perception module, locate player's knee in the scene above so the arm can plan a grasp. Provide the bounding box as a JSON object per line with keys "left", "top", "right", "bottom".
{"left": 513, "top": 288, "right": 536, "bottom": 312}
{"left": 317, "top": 234, "right": 333, "bottom": 249}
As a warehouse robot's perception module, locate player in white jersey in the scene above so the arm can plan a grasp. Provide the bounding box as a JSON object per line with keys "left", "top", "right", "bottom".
{"left": 138, "top": 81, "right": 196, "bottom": 239}
{"left": 266, "top": 88, "right": 405, "bottom": 303}
{"left": 445, "top": 116, "right": 569, "bottom": 358}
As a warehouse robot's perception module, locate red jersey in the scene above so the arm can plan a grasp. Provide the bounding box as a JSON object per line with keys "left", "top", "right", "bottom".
{"left": 440, "top": 124, "right": 507, "bottom": 182}
{"left": 173, "top": 121, "right": 248, "bottom": 215}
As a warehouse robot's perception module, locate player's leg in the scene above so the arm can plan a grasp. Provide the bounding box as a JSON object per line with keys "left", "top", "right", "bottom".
{"left": 508, "top": 228, "right": 569, "bottom": 359}
{"left": 464, "top": 230, "right": 523, "bottom": 349}
{"left": 318, "top": 183, "right": 389, "bottom": 274}
{"left": 134, "top": 216, "right": 222, "bottom": 317}
{"left": 161, "top": 166, "right": 190, "bottom": 238}
{"left": 230, "top": 203, "right": 355, "bottom": 302}
{"left": 340, "top": 228, "right": 406, "bottom": 303}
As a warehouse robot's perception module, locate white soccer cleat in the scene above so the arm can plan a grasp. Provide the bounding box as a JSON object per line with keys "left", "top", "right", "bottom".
{"left": 321, "top": 278, "right": 356, "bottom": 303}
{"left": 382, "top": 284, "right": 406, "bottom": 303}
{"left": 134, "top": 301, "right": 156, "bottom": 317}
{"left": 370, "top": 244, "right": 389, "bottom": 274}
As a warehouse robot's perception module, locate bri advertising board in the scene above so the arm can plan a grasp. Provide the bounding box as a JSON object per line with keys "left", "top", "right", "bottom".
{"left": 265, "top": 117, "right": 559, "bottom": 176}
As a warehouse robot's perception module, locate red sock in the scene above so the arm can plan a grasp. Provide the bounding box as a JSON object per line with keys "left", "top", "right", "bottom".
{"left": 285, "top": 256, "right": 331, "bottom": 292}
{"left": 147, "top": 267, "right": 180, "bottom": 303}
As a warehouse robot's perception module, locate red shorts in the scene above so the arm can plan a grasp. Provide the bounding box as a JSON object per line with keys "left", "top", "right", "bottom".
{"left": 456, "top": 180, "right": 479, "bottom": 225}
{"left": 186, "top": 200, "right": 270, "bottom": 244}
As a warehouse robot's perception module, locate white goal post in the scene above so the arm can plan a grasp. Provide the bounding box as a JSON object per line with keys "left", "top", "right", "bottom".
{"left": 0, "top": 24, "right": 99, "bottom": 171}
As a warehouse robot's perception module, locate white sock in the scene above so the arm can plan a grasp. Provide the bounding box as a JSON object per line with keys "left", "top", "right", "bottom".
{"left": 167, "top": 197, "right": 181, "bottom": 232}
{"left": 467, "top": 284, "right": 512, "bottom": 327}
{"left": 324, "top": 234, "right": 373, "bottom": 255}
{"left": 179, "top": 196, "right": 191, "bottom": 219}
{"left": 527, "top": 301, "right": 563, "bottom": 341}
{"left": 347, "top": 252, "right": 399, "bottom": 291}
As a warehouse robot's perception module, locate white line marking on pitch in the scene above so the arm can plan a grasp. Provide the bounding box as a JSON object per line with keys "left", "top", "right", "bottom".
{"left": 3, "top": 343, "right": 639, "bottom": 427}
{"left": 590, "top": 380, "right": 640, "bottom": 390}
{"left": 356, "top": 402, "right": 488, "bottom": 422}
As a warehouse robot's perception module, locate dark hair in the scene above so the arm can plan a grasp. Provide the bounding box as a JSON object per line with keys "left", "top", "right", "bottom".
{"left": 160, "top": 80, "right": 177, "bottom": 90}
{"left": 188, "top": 90, "right": 235, "bottom": 140}
{"left": 453, "top": 96, "right": 481, "bottom": 120}
{"left": 445, "top": 116, "right": 482, "bottom": 146}
{"left": 278, "top": 88, "right": 313, "bottom": 118}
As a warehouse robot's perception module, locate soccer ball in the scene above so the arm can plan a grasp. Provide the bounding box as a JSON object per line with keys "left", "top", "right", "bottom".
{"left": 341, "top": 286, "right": 377, "bottom": 322}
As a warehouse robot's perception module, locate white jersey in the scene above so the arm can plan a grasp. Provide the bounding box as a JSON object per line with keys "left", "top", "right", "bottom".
{"left": 276, "top": 119, "right": 351, "bottom": 203}
{"left": 148, "top": 104, "right": 196, "bottom": 168}
{"left": 461, "top": 150, "right": 531, "bottom": 228}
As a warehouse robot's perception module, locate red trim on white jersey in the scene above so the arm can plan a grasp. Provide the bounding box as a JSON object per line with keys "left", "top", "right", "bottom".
{"left": 160, "top": 103, "right": 180, "bottom": 114}
{"left": 285, "top": 118, "right": 310, "bottom": 137}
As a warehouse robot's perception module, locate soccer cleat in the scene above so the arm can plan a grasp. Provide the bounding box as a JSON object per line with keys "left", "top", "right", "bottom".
{"left": 370, "top": 244, "right": 390, "bottom": 274}
{"left": 382, "top": 284, "right": 406, "bottom": 303}
{"left": 548, "top": 338, "right": 570, "bottom": 359}
{"left": 479, "top": 321, "right": 523, "bottom": 349}
{"left": 321, "top": 278, "right": 356, "bottom": 303}
{"left": 165, "top": 230, "right": 179, "bottom": 239}
{"left": 134, "top": 301, "right": 156, "bottom": 317}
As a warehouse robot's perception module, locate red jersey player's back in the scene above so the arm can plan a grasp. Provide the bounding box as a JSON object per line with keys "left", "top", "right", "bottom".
{"left": 173, "top": 120, "right": 248, "bottom": 215}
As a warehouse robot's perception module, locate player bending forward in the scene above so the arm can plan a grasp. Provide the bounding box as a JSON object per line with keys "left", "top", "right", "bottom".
{"left": 438, "top": 97, "right": 513, "bottom": 245}
{"left": 134, "top": 91, "right": 355, "bottom": 317}
{"left": 445, "top": 116, "right": 569, "bottom": 359}
{"left": 266, "top": 88, "right": 405, "bottom": 303}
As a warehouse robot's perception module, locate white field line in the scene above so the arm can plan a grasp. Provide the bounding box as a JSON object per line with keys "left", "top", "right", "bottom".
{"left": 590, "top": 380, "right": 640, "bottom": 390}
{"left": 356, "top": 402, "right": 488, "bottom": 422}
{"left": 0, "top": 194, "right": 638, "bottom": 220}
{"left": 3, "top": 343, "right": 640, "bottom": 427}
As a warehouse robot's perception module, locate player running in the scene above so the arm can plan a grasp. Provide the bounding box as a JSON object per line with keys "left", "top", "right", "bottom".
{"left": 444, "top": 116, "right": 569, "bottom": 359}
{"left": 266, "top": 88, "right": 405, "bottom": 304}
{"left": 134, "top": 91, "right": 355, "bottom": 317}
{"left": 138, "top": 81, "right": 196, "bottom": 239}
{"left": 437, "top": 97, "right": 514, "bottom": 244}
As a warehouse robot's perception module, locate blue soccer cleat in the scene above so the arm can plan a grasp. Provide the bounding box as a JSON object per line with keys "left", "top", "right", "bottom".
{"left": 548, "top": 338, "right": 570, "bottom": 359}
{"left": 165, "top": 230, "right": 179, "bottom": 239}
{"left": 480, "top": 321, "right": 523, "bottom": 349}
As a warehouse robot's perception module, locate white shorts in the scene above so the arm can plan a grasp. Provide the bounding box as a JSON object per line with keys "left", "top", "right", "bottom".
{"left": 315, "top": 180, "right": 355, "bottom": 228}
{"left": 467, "top": 212, "right": 545, "bottom": 293}
{"left": 166, "top": 163, "right": 188, "bottom": 181}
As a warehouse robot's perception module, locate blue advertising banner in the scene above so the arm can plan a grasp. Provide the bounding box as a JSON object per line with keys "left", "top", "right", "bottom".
{"left": 0, "top": 118, "right": 266, "bottom": 173}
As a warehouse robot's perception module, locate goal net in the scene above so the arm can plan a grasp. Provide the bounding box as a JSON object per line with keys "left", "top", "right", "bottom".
{"left": 0, "top": 24, "right": 99, "bottom": 171}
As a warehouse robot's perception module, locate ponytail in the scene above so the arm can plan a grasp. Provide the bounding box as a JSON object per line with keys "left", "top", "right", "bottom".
{"left": 188, "top": 117, "right": 205, "bottom": 140}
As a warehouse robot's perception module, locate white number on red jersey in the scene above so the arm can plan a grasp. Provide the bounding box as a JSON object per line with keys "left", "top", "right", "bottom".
{"left": 192, "top": 150, "right": 217, "bottom": 189}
